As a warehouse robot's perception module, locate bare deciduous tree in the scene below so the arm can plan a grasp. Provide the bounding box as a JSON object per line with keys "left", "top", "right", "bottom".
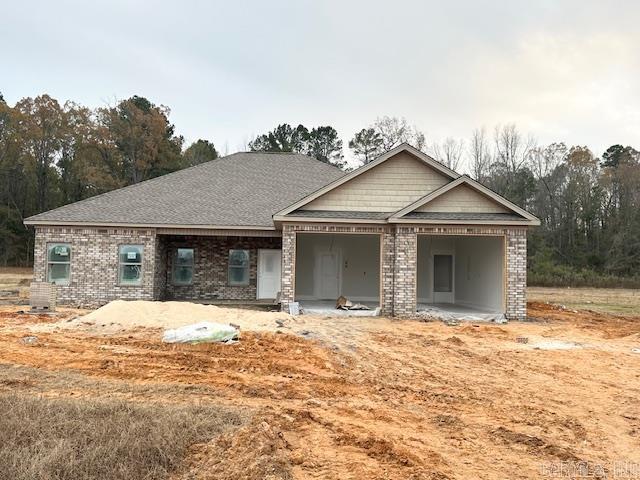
{"left": 372, "top": 116, "right": 426, "bottom": 151}
{"left": 431, "top": 137, "right": 465, "bottom": 171}
{"left": 529, "top": 142, "right": 566, "bottom": 180}
{"left": 468, "top": 127, "right": 492, "bottom": 182}
{"left": 494, "top": 123, "right": 536, "bottom": 175}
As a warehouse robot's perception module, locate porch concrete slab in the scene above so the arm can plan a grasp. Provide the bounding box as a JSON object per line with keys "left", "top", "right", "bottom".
{"left": 417, "top": 303, "right": 506, "bottom": 322}
{"left": 298, "top": 300, "right": 381, "bottom": 317}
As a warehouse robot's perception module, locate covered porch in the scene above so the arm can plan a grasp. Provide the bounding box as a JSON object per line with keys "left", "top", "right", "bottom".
{"left": 153, "top": 232, "right": 282, "bottom": 303}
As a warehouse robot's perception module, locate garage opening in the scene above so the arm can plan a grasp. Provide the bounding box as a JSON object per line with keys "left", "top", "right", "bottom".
{"left": 417, "top": 235, "right": 505, "bottom": 319}
{"left": 294, "top": 233, "right": 381, "bottom": 315}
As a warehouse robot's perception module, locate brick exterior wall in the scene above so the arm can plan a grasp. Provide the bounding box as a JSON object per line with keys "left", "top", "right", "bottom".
{"left": 34, "top": 227, "right": 282, "bottom": 306}
{"left": 34, "top": 226, "right": 157, "bottom": 307}
{"left": 34, "top": 223, "right": 528, "bottom": 320}
{"left": 153, "top": 235, "right": 168, "bottom": 300}
{"left": 159, "top": 235, "right": 281, "bottom": 301}
{"left": 280, "top": 222, "right": 528, "bottom": 320}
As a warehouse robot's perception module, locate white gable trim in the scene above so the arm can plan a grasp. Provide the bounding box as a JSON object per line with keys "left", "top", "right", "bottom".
{"left": 389, "top": 175, "right": 541, "bottom": 224}
{"left": 274, "top": 143, "right": 460, "bottom": 218}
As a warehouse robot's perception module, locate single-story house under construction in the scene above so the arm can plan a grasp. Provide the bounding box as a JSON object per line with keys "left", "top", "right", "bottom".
{"left": 25, "top": 144, "right": 539, "bottom": 318}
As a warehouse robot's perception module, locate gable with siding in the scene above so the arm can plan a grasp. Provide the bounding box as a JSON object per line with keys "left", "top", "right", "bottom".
{"left": 414, "top": 184, "right": 511, "bottom": 214}
{"left": 301, "top": 151, "right": 451, "bottom": 212}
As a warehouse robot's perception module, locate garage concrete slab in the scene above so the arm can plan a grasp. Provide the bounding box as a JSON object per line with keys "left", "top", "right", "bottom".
{"left": 417, "top": 303, "right": 506, "bottom": 322}
{"left": 298, "top": 300, "right": 381, "bottom": 317}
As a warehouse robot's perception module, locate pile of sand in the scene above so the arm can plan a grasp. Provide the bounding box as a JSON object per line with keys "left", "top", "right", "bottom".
{"left": 69, "top": 300, "right": 296, "bottom": 334}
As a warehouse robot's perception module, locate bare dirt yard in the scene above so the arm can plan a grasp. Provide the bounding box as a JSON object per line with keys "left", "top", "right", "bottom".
{"left": 0, "top": 297, "right": 639, "bottom": 479}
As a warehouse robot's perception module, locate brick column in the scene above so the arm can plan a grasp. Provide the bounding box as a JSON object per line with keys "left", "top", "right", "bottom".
{"left": 33, "top": 227, "right": 46, "bottom": 282}
{"left": 393, "top": 226, "right": 417, "bottom": 317}
{"left": 280, "top": 225, "right": 296, "bottom": 312}
{"left": 506, "top": 228, "right": 527, "bottom": 320}
{"left": 380, "top": 226, "right": 396, "bottom": 316}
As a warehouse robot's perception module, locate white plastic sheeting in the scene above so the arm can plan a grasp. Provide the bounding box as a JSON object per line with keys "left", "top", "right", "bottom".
{"left": 162, "top": 322, "right": 239, "bottom": 344}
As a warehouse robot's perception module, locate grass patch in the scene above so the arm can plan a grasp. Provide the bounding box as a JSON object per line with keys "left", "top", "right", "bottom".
{"left": 0, "top": 393, "right": 245, "bottom": 480}
{"left": 528, "top": 286, "right": 640, "bottom": 316}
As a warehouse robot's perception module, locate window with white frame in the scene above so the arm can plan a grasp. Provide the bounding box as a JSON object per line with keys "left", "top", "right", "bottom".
{"left": 228, "top": 249, "right": 249, "bottom": 286}
{"left": 118, "top": 245, "right": 143, "bottom": 285}
{"left": 47, "top": 244, "right": 71, "bottom": 285}
{"left": 173, "top": 248, "right": 194, "bottom": 285}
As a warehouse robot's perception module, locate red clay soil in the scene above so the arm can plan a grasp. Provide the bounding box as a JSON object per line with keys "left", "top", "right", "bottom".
{"left": 0, "top": 303, "right": 639, "bottom": 479}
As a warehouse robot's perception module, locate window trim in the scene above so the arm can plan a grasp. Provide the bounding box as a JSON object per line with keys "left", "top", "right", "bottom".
{"left": 228, "top": 249, "right": 250, "bottom": 287}
{"left": 172, "top": 247, "right": 195, "bottom": 286}
{"left": 46, "top": 243, "right": 72, "bottom": 285}
{"left": 118, "top": 244, "right": 144, "bottom": 287}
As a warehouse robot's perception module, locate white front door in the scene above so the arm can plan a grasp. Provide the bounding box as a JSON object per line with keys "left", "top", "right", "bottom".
{"left": 317, "top": 252, "right": 339, "bottom": 299}
{"left": 257, "top": 249, "right": 282, "bottom": 299}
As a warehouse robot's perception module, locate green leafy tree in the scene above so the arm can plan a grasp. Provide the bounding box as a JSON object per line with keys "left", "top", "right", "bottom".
{"left": 250, "top": 123, "right": 344, "bottom": 168}
{"left": 249, "top": 124, "right": 309, "bottom": 153}
{"left": 183, "top": 139, "right": 218, "bottom": 167}
{"left": 306, "top": 126, "right": 344, "bottom": 168}
{"left": 349, "top": 128, "right": 383, "bottom": 165}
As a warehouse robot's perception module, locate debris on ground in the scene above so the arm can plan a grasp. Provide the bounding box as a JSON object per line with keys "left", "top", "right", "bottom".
{"left": 529, "top": 340, "right": 584, "bottom": 350}
{"left": 162, "top": 322, "right": 240, "bottom": 344}
{"left": 20, "top": 335, "right": 38, "bottom": 345}
{"left": 336, "top": 296, "right": 349, "bottom": 309}
{"left": 335, "top": 295, "right": 371, "bottom": 311}
{"left": 287, "top": 301, "right": 300, "bottom": 315}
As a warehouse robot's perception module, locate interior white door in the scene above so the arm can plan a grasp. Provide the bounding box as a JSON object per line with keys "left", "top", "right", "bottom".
{"left": 433, "top": 254, "right": 454, "bottom": 303}
{"left": 257, "top": 249, "right": 282, "bottom": 299}
{"left": 318, "top": 252, "right": 339, "bottom": 299}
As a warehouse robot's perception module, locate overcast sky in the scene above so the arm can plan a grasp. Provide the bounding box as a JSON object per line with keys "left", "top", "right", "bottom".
{"left": 2, "top": 1, "right": 639, "bottom": 167}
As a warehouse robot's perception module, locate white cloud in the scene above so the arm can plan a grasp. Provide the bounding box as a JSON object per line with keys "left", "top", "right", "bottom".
{"left": 1, "top": 0, "right": 638, "bottom": 161}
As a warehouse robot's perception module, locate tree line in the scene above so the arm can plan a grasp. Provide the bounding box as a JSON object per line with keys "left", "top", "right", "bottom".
{"left": 1, "top": 93, "right": 639, "bottom": 287}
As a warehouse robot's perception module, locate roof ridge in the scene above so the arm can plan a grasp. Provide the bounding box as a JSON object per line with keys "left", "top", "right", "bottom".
{"left": 237, "top": 150, "right": 301, "bottom": 155}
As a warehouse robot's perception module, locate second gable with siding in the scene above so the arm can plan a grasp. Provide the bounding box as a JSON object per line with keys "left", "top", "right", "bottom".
{"left": 302, "top": 151, "right": 451, "bottom": 212}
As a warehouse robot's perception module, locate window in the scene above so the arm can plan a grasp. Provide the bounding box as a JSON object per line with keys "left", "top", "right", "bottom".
{"left": 118, "top": 245, "right": 143, "bottom": 285}
{"left": 228, "top": 249, "right": 249, "bottom": 286}
{"left": 47, "top": 244, "right": 71, "bottom": 285}
{"left": 173, "top": 248, "right": 194, "bottom": 285}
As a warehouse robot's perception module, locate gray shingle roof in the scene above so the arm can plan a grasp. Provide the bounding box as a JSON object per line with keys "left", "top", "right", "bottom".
{"left": 287, "top": 210, "right": 389, "bottom": 220}
{"left": 26, "top": 152, "right": 345, "bottom": 227}
{"left": 401, "top": 212, "right": 526, "bottom": 221}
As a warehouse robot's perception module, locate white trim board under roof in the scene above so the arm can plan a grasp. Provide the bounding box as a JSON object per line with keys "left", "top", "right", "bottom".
{"left": 23, "top": 220, "right": 278, "bottom": 230}
{"left": 273, "top": 143, "right": 460, "bottom": 219}
{"left": 388, "top": 175, "right": 540, "bottom": 225}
